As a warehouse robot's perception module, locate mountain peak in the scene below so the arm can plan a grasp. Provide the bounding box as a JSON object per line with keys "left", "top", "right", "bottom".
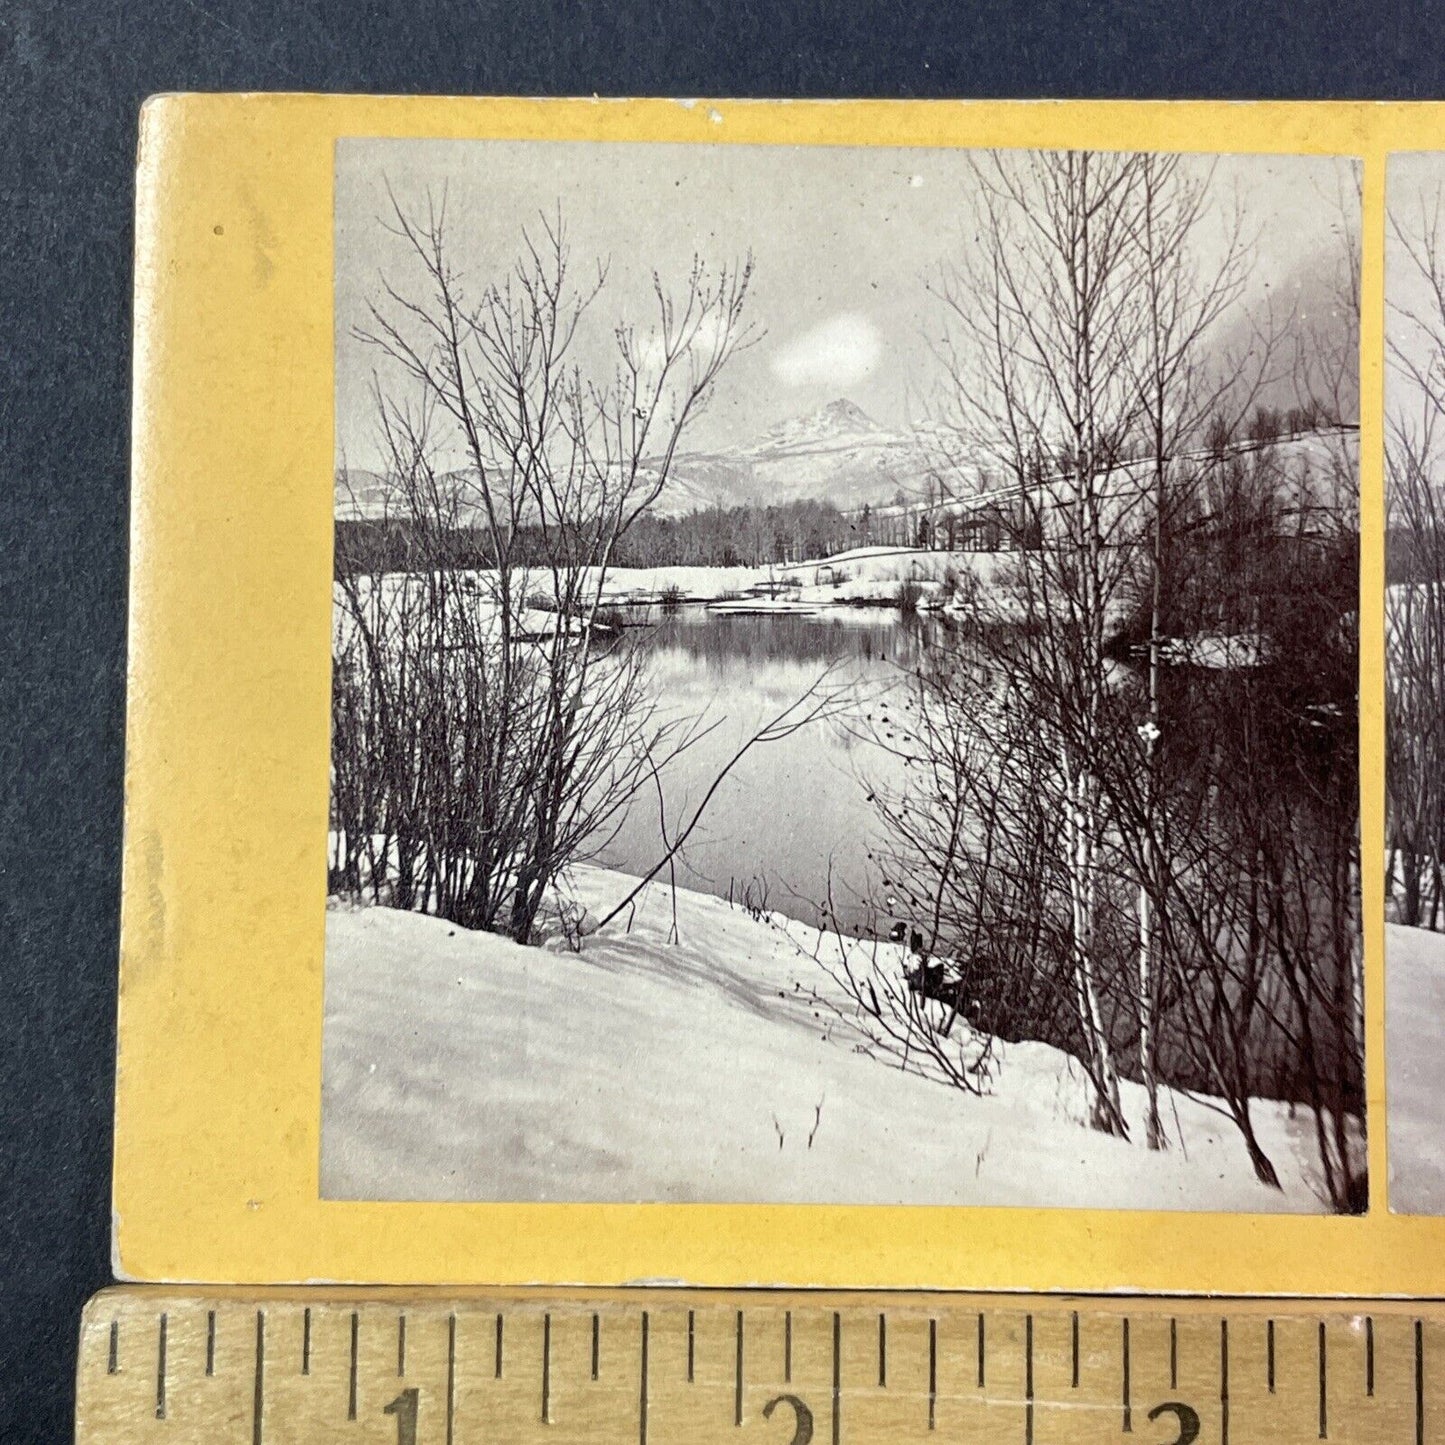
{"left": 818, "top": 397, "right": 876, "bottom": 425}
{"left": 753, "top": 397, "right": 886, "bottom": 454}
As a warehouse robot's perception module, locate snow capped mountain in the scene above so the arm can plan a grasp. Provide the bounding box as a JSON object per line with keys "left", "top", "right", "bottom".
{"left": 748, "top": 397, "right": 889, "bottom": 456}
{"left": 334, "top": 468, "right": 391, "bottom": 522}
{"left": 655, "top": 398, "right": 934, "bottom": 515}
{"left": 336, "top": 400, "right": 939, "bottom": 523}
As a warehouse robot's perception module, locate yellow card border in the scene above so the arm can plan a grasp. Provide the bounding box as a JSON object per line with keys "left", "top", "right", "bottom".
{"left": 117, "top": 95, "right": 1433, "bottom": 1289}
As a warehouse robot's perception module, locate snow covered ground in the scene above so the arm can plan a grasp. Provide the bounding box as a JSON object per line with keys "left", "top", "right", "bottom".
{"left": 321, "top": 867, "right": 1340, "bottom": 1211}
{"left": 398, "top": 548, "right": 1011, "bottom": 610}
{"left": 1387, "top": 921, "right": 1445, "bottom": 1213}
{"left": 592, "top": 563, "right": 763, "bottom": 604}
{"left": 583, "top": 548, "right": 986, "bottom": 608}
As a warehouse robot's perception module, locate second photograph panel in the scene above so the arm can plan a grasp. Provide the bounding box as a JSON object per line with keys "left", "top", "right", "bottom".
{"left": 1386, "top": 151, "right": 1445, "bottom": 1215}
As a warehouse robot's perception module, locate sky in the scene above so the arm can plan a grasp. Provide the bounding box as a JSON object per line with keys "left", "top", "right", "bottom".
{"left": 335, "top": 140, "right": 1360, "bottom": 472}
{"left": 1387, "top": 153, "right": 1445, "bottom": 429}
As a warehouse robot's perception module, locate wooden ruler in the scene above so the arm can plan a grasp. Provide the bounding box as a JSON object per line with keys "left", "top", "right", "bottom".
{"left": 76, "top": 1289, "right": 1445, "bottom": 1443}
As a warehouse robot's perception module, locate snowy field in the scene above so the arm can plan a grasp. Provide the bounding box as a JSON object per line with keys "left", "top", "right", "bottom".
{"left": 1387, "top": 922, "right": 1445, "bottom": 1214}
{"left": 596, "top": 547, "right": 1022, "bottom": 610}
{"left": 362, "top": 548, "right": 1015, "bottom": 610}
{"left": 321, "top": 867, "right": 1341, "bottom": 1210}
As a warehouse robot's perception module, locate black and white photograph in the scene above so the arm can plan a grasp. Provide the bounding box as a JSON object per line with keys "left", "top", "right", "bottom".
{"left": 1386, "top": 152, "right": 1445, "bottom": 1214}
{"left": 321, "top": 139, "right": 1364, "bottom": 1211}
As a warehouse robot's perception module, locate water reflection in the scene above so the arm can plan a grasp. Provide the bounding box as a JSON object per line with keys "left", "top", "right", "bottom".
{"left": 596, "top": 604, "right": 920, "bottom": 933}
{"left": 618, "top": 602, "right": 944, "bottom": 670}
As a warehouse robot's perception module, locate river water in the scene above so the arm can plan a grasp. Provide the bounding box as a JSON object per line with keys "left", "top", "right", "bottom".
{"left": 596, "top": 604, "right": 932, "bottom": 934}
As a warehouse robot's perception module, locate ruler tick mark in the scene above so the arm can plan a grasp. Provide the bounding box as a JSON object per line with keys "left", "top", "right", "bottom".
{"left": 206, "top": 1309, "right": 216, "bottom": 1377}
{"left": 977, "top": 1312, "right": 986, "bottom": 1389}
{"left": 1071, "top": 1310, "right": 1079, "bottom": 1388}
{"left": 1025, "top": 1314, "right": 1035, "bottom": 1445}
{"left": 1318, "top": 1321, "right": 1328, "bottom": 1439}
{"left": 543, "top": 1313, "right": 552, "bottom": 1423}
{"left": 592, "top": 1312, "right": 600, "bottom": 1381}
{"left": 640, "top": 1312, "right": 650, "bottom": 1445}
{"left": 301, "top": 1306, "right": 311, "bottom": 1376}
{"left": 446, "top": 1313, "right": 456, "bottom": 1445}
{"left": 1220, "top": 1318, "right": 1230, "bottom": 1445}
{"left": 1122, "top": 1317, "right": 1131, "bottom": 1433}
{"left": 1169, "top": 1316, "right": 1177, "bottom": 1390}
{"left": 496, "top": 1311, "right": 504, "bottom": 1378}
{"left": 398, "top": 1312, "right": 406, "bottom": 1377}
{"left": 1366, "top": 1316, "right": 1374, "bottom": 1397}
{"left": 348, "top": 1311, "right": 359, "bottom": 1420}
{"left": 1416, "top": 1320, "right": 1425, "bottom": 1445}
{"left": 107, "top": 1319, "right": 118, "bottom": 1375}
{"left": 687, "top": 1309, "right": 695, "bottom": 1383}
{"left": 1268, "top": 1319, "right": 1276, "bottom": 1393}
{"left": 832, "top": 1312, "right": 841, "bottom": 1445}
{"left": 928, "top": 1318, "right": 937, "bottom": 1431}
{"left": 736, "top": 1310, "right": 745, "bottom": 1425}
{"left": 784, "top": 1311, "right": 791, "bottom": 1384}
{"left": 252, "top": 1310, "right": 265, "bottom": 1445}
{"left": 878, "top": 1312, "right": 886, "bottom": 1388}
{"left": 155, "top": 1314, "right": 168, "bottom": 1420}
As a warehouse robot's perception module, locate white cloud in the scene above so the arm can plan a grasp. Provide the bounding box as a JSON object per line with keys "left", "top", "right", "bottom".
{"left": 769, "top": 313, "right": 883, "bottom": 390}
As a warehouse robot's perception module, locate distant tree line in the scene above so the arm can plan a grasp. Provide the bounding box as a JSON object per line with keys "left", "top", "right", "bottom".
{"left": 336, "top": 394, "right": 1355, "bottom": 583}
{"left": 616, "top": 498, "right": 862, "bottom": 567}
{"left": 336, "top": 497, "right": 923, "bottom": 578}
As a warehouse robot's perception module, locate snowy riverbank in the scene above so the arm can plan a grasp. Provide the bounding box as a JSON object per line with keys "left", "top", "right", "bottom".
{"left": 332, "top": 548, "right": 985, "bottom": 645}
{"left": 1387, "top": 922, "right": 1445, "bottom": 1213}
{"left": 575, "top": 547, "right": 1014, "bottom": 609}
{"left": 322, "top": 867, "right": 1341, "bottom": 1211}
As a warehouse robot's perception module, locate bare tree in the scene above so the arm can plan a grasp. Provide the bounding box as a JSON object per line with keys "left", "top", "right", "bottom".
{"left": 848, "top": 631, "right": 1083, "bottom": 1090}
{"left": 1387, "top": 184, "right": 1445, "bottom": 929}
{"left": 334, "top": 194, "right": 753, "bottom": 943}
{"left": 1094, "top": 432, "right": 1363, "bottom": 1205}
{"left": 862, "top": 152, "right": 1363, "bottom": 1205}
{"left": 928, "top": 149, "right": 1159, "bottom": 1136}
{"left": 1117, "top": 154, "right": 1255, "bottom": 1148}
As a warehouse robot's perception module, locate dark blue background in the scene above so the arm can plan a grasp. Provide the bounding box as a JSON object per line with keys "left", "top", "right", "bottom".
{"left": 0, "top": 2, "right": 1438, "bottom": 1437}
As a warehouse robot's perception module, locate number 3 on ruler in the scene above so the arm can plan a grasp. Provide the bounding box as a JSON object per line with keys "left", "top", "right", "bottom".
{"left": 384, "top": 1387, "right": 419, "bottom": 1444}
{"left": 1147, "top": 1400, "right": 1201, "bottom": 1444}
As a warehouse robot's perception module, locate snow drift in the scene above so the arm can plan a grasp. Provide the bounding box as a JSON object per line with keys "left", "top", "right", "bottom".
{"left": 1387, "top": 922, "right": 1445, "bottom": 1214}
{"left": 322, "top": 868, "right": 1343, "bottom": 1212}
